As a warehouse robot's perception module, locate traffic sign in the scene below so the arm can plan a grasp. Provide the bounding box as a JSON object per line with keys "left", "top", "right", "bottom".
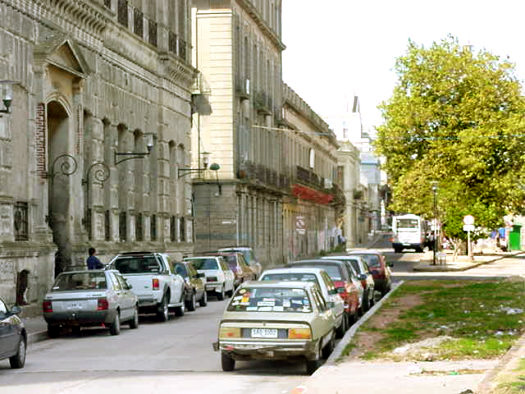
{"left": 463, "top": 224, "right": 475, "bottom": 232}
{"left": 463, "top": 215, "right": 475, "bottom": 225}
{"left": 296, "top": 216, "right": 306, "bottom": 235}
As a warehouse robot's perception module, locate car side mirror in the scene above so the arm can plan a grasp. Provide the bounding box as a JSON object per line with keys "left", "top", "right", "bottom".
{"left": 329, "top": 289, "right": 337, "bottom": 295}
{"left": 127, "top": 284, "right": 133, "bottom": 289}
{"left": 387, "top": 262, "right": 394, "bottom": 267}
{"left": 197, "top": 272, "right": 205, "bottom": 278}
{"left": 10, "top": 305, "right": 22, "bottom": 315}
{"left": 359, "top": 274, "right": 367, "bottom": 281}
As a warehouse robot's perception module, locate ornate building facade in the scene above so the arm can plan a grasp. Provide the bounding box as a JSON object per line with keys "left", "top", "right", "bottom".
{"left": 0, "top": 0, "right": 194, "bottom": 306}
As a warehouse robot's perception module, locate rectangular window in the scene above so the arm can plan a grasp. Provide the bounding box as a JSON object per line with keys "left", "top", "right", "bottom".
{"left": 119, "top": 211, "right": 127, "bottom": 242}
{"left": 105, "top": 210, "right": 111, "bottom": 241}
{"left": 150, "top": 214, "right": 157, "bottom": 241}
{"left": 136, "top": 213, "right": 143, "bottom": 241}
{"left": 170, "top": 215, "right": 176, "bottom": 242}
{"left": 180, "top": 217, "right": 186, "bottom": 242}
{"left": 179, "top": 38, "right": 186, "bottom": 61}
{"left": 117, "top": 0, "right": 128, "bottom": 27}
{"left": 14, "top": 202, "right": 28, "bottom": 241}
{"left": 148, "top": 19, "right": 157, "bottom": 47}
{"left": 134, "top": 8, "right": 143, "bottom": 38}
{"left": 169, "top": 31, "right": 178, "bottom": 55}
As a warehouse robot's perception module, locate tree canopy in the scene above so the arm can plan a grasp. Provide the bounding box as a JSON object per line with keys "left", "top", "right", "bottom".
{"left": 375, "top": 37, "right": 525, "bottom": 239}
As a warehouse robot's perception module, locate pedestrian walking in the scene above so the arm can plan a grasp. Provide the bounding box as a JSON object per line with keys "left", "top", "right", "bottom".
{"left": 86, "top": 247, "right": 104, "bottom": 270}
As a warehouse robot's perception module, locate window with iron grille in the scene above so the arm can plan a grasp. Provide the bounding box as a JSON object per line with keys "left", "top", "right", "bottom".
{"left": 105, "top": 210, "right": 110, "bottom": 241}
{"left": 86, "top": 208, "right": 92, "bottom": 240}
{"left": 148, "top": 19, "right": 157, "bottom": 47}
{"left": 170, "top": 215, "right": 176, "bottom": 242}
{"left": 104, "top": 0, "right": 112, "bottom": 9}
{"left": 180, "top": 216, "right": 186, "bottom": 242}
{"left": 117, "top": 0, "right": 128, "bottom": 27}
{"left": 168, "top": 31, "right": 178, "bottom": 55}
{"left": 119, "top": 211, "right": 127, "bottom": 242}
{"left": 134, "top": 8, "right": 143, "bottom": 38}
{"left": 14, "top": 202, "right": 28, "bottom": 241}
{"left": 179, "top": 38, "right": 186, "bottom": 61}
{"left": 151, "top": 214, "right": 157, "bottom": 241}
{"left": 136, "top": 212, "right": 143, "bottom": 241}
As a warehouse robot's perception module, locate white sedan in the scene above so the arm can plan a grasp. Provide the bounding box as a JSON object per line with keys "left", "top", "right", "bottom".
{"left": 184, "top": 256, "right": 235, "bottom": 300}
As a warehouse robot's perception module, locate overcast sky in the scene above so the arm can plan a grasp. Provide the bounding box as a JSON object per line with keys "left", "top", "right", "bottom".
{"left": 282, "top": 0, "right": 525, "bottom": 132}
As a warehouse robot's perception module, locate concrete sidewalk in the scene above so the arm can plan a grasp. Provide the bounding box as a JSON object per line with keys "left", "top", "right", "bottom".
{"left": 23, "top": 315, "right": 48, "bottom": 345}
{"left": 413, "top": 251, "right": 523, "bottom": 272}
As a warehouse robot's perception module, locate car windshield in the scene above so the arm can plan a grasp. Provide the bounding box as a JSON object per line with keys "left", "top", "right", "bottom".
{"left": 53, "top": 272, "right": 107, "bottom": 291}
{"left": 113, "top": 256, "right": 161, "bottom": 274}
{"left": 227, "top": 287, "right": 312, "bottom": 313}
{"left": 261, "top": 273, "right": 320, "bottom": 289}
{"left": 356, "top": 255, "right": 381, "bottom": 267}
{"left": 294, "top": 264, "right": 342, "bottom": 280}
{"left": 190, "top": 258, "right": 219, "bottom": 270}
{"left": 347, "top": 260, "right": 361, "bottom": 273}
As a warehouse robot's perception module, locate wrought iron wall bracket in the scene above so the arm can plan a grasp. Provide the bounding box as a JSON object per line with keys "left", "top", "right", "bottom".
{"left": 114, "top": 151, "right": 150, "bottom": 166}
{"left": 178, "top": 167, "right": 207, "bottom": 178}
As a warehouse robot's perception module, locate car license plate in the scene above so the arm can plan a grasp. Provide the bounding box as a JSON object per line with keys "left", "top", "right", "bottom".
{"left": 251, "top": 328, "right": 278, "bottom": 338}
{"left": 66, "top": 301, "right": 84, "bottom": 310}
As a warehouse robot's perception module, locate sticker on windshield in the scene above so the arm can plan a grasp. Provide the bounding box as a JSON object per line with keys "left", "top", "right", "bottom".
{"left": 263, "top": 298, "right": 275, "bottom": 302}
{"left": 283, "top": 300, "right": 291, "bottom": 308}
{"left": 291, "top": 300, "right": 303, "bottom": 305}
{"left": 246, "top": 307, "right": 257, "bottom": 311}
{"left": 257, "top": 301, "right": 275, "bottom": 307}
{"left": 238, "top": 289, "right": 246, "bottom": 294}
{"left": 273, "top": 306, "right": 284, "bottom": 312}
{"left": 233, "top": 296, "right": 242, "bottom": 301}
{"left": 258, "top": 306, "right": 272, "bottom": 311}
{"left": 241, "top": 297, "right": 250, "bottom": 303}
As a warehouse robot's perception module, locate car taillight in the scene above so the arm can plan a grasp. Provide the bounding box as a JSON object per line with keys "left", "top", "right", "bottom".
{"left": 288, "top": 328, "right": 311, "bottom": 339}
{"left": 207, "top": 276, "right": 218, "bottom": 282}
{"left": 152, "top": 278, "right": 160, "bottom": 290}
{"left": 43, "top": 300, "right": 53, "bottom": 313}
{"left": 219, "top": 326, "right": 241, "bottom": 339}
{"left": 97, "top": 298, "right": 109, "bottom": 311}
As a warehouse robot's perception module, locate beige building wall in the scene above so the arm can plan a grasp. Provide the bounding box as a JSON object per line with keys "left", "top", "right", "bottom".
{"left": 337, "top": 142, "right": 361, "bottom": 247}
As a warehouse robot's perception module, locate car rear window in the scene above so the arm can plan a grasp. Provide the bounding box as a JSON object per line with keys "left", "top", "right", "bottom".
{"left": 113, "top": 256, "right": 161, "bottom": 274}
{"left": 227, "top": 287, "right": 312, "bottom": 313}
{"left": 358, "top": 255, "right": 381, "bottom": 267}
{"left": 293, "top": 264, "right": 342, "bottom": 281}
{"left": 53, "top": 272, "right": 107, "bottom": 291}
{"left": 189, "top": 258, "right": 219, "bottom": 270}
{"left": 261, "top": 273, "right": 320, "bottom": 289}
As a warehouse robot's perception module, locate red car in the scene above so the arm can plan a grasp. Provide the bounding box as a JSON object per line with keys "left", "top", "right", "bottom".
{"left": 348, "top": 250, "right": 393, "bottom": 296}
{"left": 288, "top": 259, "right": 360, "bottom": 326}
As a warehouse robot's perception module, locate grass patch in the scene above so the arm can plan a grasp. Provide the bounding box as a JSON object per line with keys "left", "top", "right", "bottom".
{"left": 345, "top": 278, "right": 525, "bottom": 361}
{"left": 495, "top": 358, "right": 525, "bottom": 393}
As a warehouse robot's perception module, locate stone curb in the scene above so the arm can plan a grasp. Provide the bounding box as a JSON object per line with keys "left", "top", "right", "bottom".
{"left": 323, "top": 280, "right": 405, "bottom": 367}
{"left": 413, "top": 251, "right": 523, "bottom": 272}
{"left": 28, "top": 330, "right": 48, "bottom": 345}
{"left": 476, "top": 328, "right": 525, "bottom": 393}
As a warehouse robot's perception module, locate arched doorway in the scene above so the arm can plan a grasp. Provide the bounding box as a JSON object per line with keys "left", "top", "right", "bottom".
{"left": 47, "top": 100, "right": 72, "bottom": 277}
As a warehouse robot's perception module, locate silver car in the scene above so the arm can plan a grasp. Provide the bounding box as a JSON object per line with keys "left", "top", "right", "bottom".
{"left": 43, "top": 270, "right": 139, "bottom": 337}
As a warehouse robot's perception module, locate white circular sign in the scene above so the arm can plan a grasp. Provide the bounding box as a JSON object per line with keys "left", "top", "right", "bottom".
{"left": 463, "top": 215, "right": 475, "bottom": 225}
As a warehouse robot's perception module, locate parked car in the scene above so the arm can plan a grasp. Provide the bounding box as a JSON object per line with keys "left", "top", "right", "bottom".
{"left": 173, "top": 261, "right": 208, "bottom": 311}
{"left": 108, "top": 252, "right": 186, "bottom": 320}
{"left": 0, "top": 298, "right": 26, "bottom": 368}
{"left": 288, "top": 260, "right": 360, "bottom": 326}
{"left": 206, "top": 252, "right": 255, "bottom": 288}
{"left": 184, "top": 256, "right": 235, "bottom": 300}
{"left": 259, "top": 267, "right": 347, "bottom": 338}
{"left": 43, "top": 270, "right": 139, "bottom": 337}
{"left": 218, "top": 247, "right": 262, "bottom": 278}
{"left": 348, "top": 250, "right": 393, "bottom": 296}
{"left": 322, "top": 255, "right": 375, "bottom": 311}
{"left": 214, "top": 281, "right": 336, "bottom": 374}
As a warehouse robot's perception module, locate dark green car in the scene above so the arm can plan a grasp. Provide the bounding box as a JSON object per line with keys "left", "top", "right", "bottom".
{"left": 173, "top": 261, "right": 207, "bottom": 311}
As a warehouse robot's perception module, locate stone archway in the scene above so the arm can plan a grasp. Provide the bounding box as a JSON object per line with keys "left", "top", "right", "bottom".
{"left": 47, "top": 100, "right": 72, "bottom": 276}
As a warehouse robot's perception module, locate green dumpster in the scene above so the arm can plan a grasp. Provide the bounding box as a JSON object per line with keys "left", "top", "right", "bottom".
{"left": 509, "top": 224, "right": 522, "bottom": 251}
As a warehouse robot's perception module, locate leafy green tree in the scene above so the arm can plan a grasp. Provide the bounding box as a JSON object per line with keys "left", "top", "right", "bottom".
{"left": 376, "top": 36, "right": 525, "bottom": 241}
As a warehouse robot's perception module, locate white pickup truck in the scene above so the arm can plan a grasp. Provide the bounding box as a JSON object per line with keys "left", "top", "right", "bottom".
{"left": 108, "top": 252, "right": 185, "bottom": 321}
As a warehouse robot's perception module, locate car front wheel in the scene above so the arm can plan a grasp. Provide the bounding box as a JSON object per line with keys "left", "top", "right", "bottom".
{"left": 221, "top": 352, "right": 235, "bottom": 372}
{"left": 129, "top": 306, "right": 139, "bottom": 329}
{"left": 109, "top": 313, "right": 121, "bottom": 336}
{"left": 187, "top": 292, "right": 197, "bottom": 312}
{"left": 199, "top": 290, "right": 208, "bottom": 307}
{"left": 9, "top": 338, "right": 26, "bottom": 369}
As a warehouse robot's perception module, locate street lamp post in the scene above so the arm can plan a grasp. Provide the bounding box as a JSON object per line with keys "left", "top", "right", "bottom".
{"left": 431, "top": 182, "right": 438, "bottom": 265}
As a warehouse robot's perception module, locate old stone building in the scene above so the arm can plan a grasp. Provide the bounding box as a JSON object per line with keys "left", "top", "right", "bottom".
{"left": 0, "top": 0, "right": 195, "bottom": 306}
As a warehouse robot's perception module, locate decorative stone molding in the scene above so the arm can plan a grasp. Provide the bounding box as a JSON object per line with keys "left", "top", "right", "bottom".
{"left": 159, "top": 52, "right": 197, "bottom": 88}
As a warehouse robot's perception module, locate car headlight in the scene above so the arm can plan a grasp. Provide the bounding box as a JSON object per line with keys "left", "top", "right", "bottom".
{"left": 288, "top": 328, "right": 311, "bottom": 339}
{"left": 219, "top": 326, "right": 241, "bottom": 339}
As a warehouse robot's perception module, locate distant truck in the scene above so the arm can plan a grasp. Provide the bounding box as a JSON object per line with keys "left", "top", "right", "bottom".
{"left": 391, "top": 214, "right": 427, "bottom": 253}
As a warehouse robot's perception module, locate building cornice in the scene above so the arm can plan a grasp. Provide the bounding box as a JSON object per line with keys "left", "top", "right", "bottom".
{"left": 236, "top": 0, "right": 286, "bottom": 51}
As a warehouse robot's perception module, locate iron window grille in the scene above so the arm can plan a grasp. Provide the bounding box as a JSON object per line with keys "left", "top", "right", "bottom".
{"left": 136, "top": 212, "right": 143, "bottom": 241}
{"left": 170, "top": 215, "right": 176, "bottom": 242}
{"left": 117, "top": 0, "right": 128, "bottom": 27}
{"left": 169, "top": 31, "right": 178, "bottom": 55}
{"left": 86, "top": 208, "right": 92, "bottom": 240}
{"left": 148, "top": 19, "right": 157, "bottom": 47}
{"left": 151, "top": 214, "right": 157, "bottom": 241}
{"left": 105, "top": 210, "right": 111, "bottom": 241}
{"left": 179, "top": 217, "right": 186, "bottom": 242}
{"left": 119, "top": 211, "right": 127, "bottom": 242}
{"left": 179, "top": 38, "right": 186, "bottom": 61}
{"left": 14, "top": 202, "right": 28, "bottom": 241}
{"left": 134, "top": 8, "right": 143, "bottom": 38}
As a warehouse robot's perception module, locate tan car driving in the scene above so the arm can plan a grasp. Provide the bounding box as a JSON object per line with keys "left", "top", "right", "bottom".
{"left": 213, "top": 281, "right": 336, "bottom": 374}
